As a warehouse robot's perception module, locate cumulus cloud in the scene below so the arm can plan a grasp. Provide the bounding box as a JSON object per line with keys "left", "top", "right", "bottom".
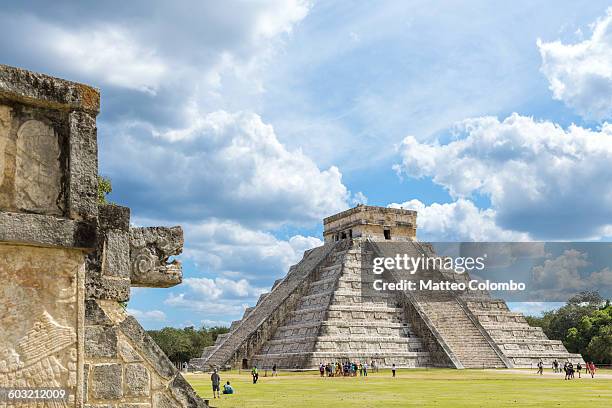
{"left": 531, "top": 250, "right": 612, "bottom": 299}
{"left": 388, "top": 199, "right": 528, "bottom": 241}
{"left": 184, "top": 277, "right": 267, "bottom": 300}
{"left": 182, "top": 218, "right": 323, "bottom": 280}
{"left": 0, "top": 1, "right": 310, "bottom": 96}
{"left": 126, "top": 308, "right": 167, "bottom": 322}
{"left": 538, "top": 8, "right": 612, "bottom": 121}
{"left": 109, "top": 110, "right": 348, "bottom": 227}
{"left": 164, "top": 293, "right": 250, "bottom": 316}
{"left": 394, "top": 114, "right": 612, "bottom": 239}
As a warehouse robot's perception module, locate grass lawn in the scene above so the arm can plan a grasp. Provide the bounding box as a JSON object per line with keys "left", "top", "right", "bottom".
{"left": 185, "top": 368, "right": 612, "bottom": 408}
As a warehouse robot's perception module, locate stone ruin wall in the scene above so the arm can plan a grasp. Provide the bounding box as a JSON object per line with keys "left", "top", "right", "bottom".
{"left": 323, "top": 206, "right": 416, "bottom": 243}
{"left": 0, "top": 65, "right": 206, "bottom": 408}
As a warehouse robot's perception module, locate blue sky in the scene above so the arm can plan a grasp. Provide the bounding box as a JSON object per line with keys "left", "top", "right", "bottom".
{"left": 3, "top": 1, "right": 612, "bottom": 328}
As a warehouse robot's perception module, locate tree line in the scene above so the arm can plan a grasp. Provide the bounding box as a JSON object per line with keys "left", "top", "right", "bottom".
{"left": 525, "top": 292, "right": 612, "bottom": 364}
{"left": 147, "top": 326, "right": 229, "bottom": 365}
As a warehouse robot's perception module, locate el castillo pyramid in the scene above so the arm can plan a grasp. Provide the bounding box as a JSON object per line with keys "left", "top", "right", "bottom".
{"left": 190, "top": 206, "right": 582, "bottom": 370}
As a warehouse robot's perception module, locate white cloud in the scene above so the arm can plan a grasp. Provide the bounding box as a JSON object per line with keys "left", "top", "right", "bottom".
{"left": 538, "top": 8, "right": 612, "bottom": 120}
{"left": 164, "top": 293, "right": 249, "bottom": 316}
{"left": 183, "top": 277, "right": 267, "bottom": 300}
{"left": 110, "top": 110, "right": 349, "bottom": 226}
{"left": 182, "top": 218, "right": 323, "bottom": 279}
{"left": 388, "top": 199, "right": 528, "bottom": 241}
{"left": 351, "top": 191, "right": 368, "bottom": 206}
{"left": 394, "top": 114, "right": 612, "bottom": 239}
{"left": 46, "top": 25, "right": 167, "bottom": 94}
{"left": 532, "top": 250, "right": 612, "bottom": 295}
{"left": 127, "top": 308, "right": 167, "bottom": 322}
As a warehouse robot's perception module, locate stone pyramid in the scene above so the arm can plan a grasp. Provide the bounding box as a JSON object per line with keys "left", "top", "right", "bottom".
{"left": 191, "top": 206, "right": 582, "bottom": 370}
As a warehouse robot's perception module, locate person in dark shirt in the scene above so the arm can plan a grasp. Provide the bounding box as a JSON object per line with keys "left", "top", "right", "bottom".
{"left": 211, "top": 369, "right": 221, "bottom": 399}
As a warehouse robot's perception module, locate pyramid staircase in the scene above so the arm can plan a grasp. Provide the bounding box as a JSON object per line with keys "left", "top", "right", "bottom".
{"left": 252, "top": 239, "right": 431, "bottom": 368}
{"left": 191, "top": 236, "right": 582, "bottom": 371}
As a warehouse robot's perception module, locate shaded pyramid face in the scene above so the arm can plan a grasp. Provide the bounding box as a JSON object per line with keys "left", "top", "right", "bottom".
{"left": 251, "top": 240, "right": 431, "bottom": 368}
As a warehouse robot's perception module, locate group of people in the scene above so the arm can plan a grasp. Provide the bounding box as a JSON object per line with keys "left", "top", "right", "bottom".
{"left": 318, "top": 361, "right": 387, "bottom": 377}
{"left": 210, "top": 369, "right": 234, "bottom": 399}
{"left": 538, "top": 359, "right": 597, "bottom": 379}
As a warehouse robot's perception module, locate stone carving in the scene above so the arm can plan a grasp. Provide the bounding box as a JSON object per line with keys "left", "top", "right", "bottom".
{"left": 1, "top": 65, "right": 207, "bottom": 407}
{"left": 0, "top": 244, "right": 83, "bottom": 406}
{"left": 130, "top": 227, "right": 183, "bottom": 288}
{"left": 15, "top": 119, "right": 62, "bottom": 214}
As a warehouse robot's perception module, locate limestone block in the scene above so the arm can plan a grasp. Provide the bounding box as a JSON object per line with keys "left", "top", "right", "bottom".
{"left": 85, "top": 326, "right": 118, "bottom": 358}
{"left": 0, "top": 211, "right": 96, "bottom": 249}
{"left": 124, "top": 363, "right": 150, "bottom": 397}
{"left": 99, "top": 204, "right": 130, "bottom": 232}
{"left": 91, "top": 364, "right": 122, "bottom": 400}
{"left": 118, "top": 336, "right": 143, "bottom": 363}
{"left": 0, "top": 244, "right": 83, "bottom": 396}
{"left": 67, "top": 110, "right": 98, "bottom": 222}
{"left": 14, "top": 119, "right": 62, "bottom": 214}
{"left": 103, "top": 230, "right": 130, "bottom": 278}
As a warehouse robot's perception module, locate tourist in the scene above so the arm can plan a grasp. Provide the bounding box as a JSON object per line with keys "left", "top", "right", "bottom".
{"left": 392, "top": 364, "right": 396, "bottom": 377}
{"left": 363, "top": 362, "right": 368, "bottom": 377}
{"left": 359, "top": 363, "right": 363, "bottom": 376}
{"left": 211, "top": 369, "right": 221, "bottom": 399}
{"left": 319, "top": 363, "right": 325, "bottom": 377}
{"left": 568, "top": 362, "right": 574, "bottom": 379}
{"left": 222, "top": 381, "right": 234, "bottom": 395}
{"left": 552, "top": 359, "right": 558, "bottom": 373}
{"left": 272, "top": 364, "right": 278, "bottom": 377}
{"left": 252, "top": 366, "right": 259, "bottom": 384}
{"left": 576, "top": 362, "right": 582, "bottom": 378}
{"left": 589, "top": 362, "right": 596, "bottom": 378}
{"left": 537, "top": 360, "right": 543, "bottom": 375}
{"left": 563, "top": 362, "right": 568, "bottom": 380}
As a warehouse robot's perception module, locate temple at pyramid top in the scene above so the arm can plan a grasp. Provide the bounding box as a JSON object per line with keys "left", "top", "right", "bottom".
{"left": 323, "top": 205, "right": 416, "bottom": 242}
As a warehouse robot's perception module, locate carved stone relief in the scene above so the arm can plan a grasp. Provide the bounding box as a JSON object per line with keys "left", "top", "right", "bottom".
{"left": 0, "top": 244, "right": 83, "bottom": 406}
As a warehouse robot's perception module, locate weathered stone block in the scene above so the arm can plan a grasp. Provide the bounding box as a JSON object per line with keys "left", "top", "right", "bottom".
{"left": 85, "top": 300, "right": 113, "bottom": 326}
{"left": 68, "top": 110, "right": 98, "bottom": 222}
{"left": 91, "top": 363, "right": 123, "bottom": 400}
{"left": 0, "top": 244, "right": 83, "bottom": 396}
{"left": 103, "top": 230, "right": 130, "bottom": 278}
{"left": 85, "top": 326, "right": 118, "bottom": 358}
{"left": 124, "top": 363, "right": 150, "bottom": 397}
{"left": 99, "top": 204, "right": 130, "bottom": 232}
{"left": 0, "top": 211, "right": 96, "bottom": 249}
{"left": 118, "top": 337, "right": 143, "bottom": 363}
{"left": 86, "top": 273, "right": 131, "bottom": 302}
{"left": 119, "top": 316, "right": 175, "bottom": 379}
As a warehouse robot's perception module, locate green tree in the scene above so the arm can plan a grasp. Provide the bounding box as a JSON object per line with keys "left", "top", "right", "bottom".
{"left": 527, "top": 292, "right": 612, "bottom": 364}
{"left": 98, "top": 175, "right": 112, "bottom": 204}
{"left": 147, "top": 325, "right": 230, "bottom": 365}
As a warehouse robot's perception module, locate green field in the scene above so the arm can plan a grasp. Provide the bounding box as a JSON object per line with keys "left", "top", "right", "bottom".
{"left": 185, "top": 368, "right": 612, "bottom": 408}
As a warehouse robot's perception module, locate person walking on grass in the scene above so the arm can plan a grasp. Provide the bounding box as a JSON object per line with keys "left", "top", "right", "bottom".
{"left": 392, "top": 364, "right": 396, "bottom": 377}
{"left": 576, "top": 362, "right": 582, "bottom": 378}
{"left": 211, "top": 369, "right": 221, "bottom": 399}
{"left": 589, "top": 362, "right": 596, "bottom": 378}
{"left": 272, "top": 363, "right": 278, "bottom": 377}
{"left": 252, "top": 366, "right": 259, "bottom": 384}
{"left": 363, "top": 362, "right": 368, "bottom": 377}
{"left": 537, "top": 360, "right": 543, "bottom": 375}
